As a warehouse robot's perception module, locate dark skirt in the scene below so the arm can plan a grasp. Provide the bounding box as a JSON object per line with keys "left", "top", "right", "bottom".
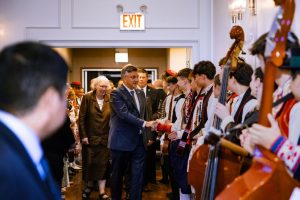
{"left": 82, "top": 144, "right": 110, "bottom": 181}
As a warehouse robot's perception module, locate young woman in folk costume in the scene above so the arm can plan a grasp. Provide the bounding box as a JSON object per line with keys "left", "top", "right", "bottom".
{"left": 241, "top": 47, "right": 300, "bottom": 180}
{"left": 249, "top": 32, "right": 299, "bottom": 136}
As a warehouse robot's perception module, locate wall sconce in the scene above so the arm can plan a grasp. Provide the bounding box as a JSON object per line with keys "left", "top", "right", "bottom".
{"left": 140, "top": 4, "right": 147, "bottom": 13}
{"left": 228, "top": 0, "right": 246, "bottom": 23}
{"left": 116, "top": 4, "right": 124, "bottom": 13}
{"left": 115, "top": 48, "right": 128, "bottom": 63}
{"left": 248, "top": 0, "right": 256, "bottom": 16}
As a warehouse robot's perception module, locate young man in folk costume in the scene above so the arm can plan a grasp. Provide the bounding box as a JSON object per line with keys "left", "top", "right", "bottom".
{"left": 249, "top": 32, "right": 300, "bottom": 136}
{"left": 242, "top": 47, "right": 300, "bottom": 181}
{"left": 168, "top": 68, "right": 195, "bottom": 200}
{"left": 156, "top": 68, "right": 196, "bottom": 200}
{"left": 214, "top": 62, "right": 258, "bottom": 145}
{"left": 157, "top": 75, "right": 185, "bottom": 200}
{"left": 186, "top": 61, "right": 216, "bottom": 197}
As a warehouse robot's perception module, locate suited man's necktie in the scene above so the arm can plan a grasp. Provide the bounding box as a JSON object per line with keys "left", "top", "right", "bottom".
{"left": 130, "top": 90, "right": 140, "bottom": 112}
{"left": 40, "top": 156, "right": 61, "bottom": 200}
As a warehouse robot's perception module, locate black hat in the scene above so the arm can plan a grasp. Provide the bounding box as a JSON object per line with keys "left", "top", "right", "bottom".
{"left": 281, "top": 48, "right": 300, "bottom": 71}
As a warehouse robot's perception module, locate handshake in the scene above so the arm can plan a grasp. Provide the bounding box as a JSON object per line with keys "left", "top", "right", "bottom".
{"left": 145, "top": 120, "right": 172, "bottom": 132}
{"left": 145, "top": 121, "right": 159, "bottom": 131}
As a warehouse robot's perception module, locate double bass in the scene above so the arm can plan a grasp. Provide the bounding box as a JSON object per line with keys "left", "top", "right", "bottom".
{"left": 216, "top": 0, "right": 300, "bottom": 199}
{"left": 188, "top": 25, "right": 248, "bottom": 200}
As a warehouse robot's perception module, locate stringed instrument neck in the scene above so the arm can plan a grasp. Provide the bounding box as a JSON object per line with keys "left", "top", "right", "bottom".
{"left": 259, "top": 0, "right": 295, "bottom": 126}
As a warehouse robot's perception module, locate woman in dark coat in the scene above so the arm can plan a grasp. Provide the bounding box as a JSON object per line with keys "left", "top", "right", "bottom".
{"left": 79, "top": 76, "right": 111, "bottom": 200}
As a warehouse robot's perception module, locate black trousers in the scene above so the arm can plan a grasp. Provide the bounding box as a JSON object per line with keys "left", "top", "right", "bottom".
{"left": 110, "top": 136, "right": 146, "bottom": 200}
{"left": 144, "top": 142, "right": 157, "bottom": 185}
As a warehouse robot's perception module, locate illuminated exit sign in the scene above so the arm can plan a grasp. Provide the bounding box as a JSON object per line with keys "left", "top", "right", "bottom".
{"left": 120, "top": 13, "right": 145, "bottom": 31}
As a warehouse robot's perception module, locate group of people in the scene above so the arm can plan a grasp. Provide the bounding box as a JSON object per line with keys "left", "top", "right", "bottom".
{"left": 1, "top": 30, "right": 300, "bottom": 200}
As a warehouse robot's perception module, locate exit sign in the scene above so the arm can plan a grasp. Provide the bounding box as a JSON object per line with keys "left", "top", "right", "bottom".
{"left": 120, "top": 13, "right": 145, "bottom": 31}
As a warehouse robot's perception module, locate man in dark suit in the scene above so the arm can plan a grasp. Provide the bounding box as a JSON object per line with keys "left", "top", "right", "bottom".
{"left": 137, "top": 69, "right": 167, "bottom": 187}
{"left": 108, "top": 64, "right": 155, "bottom": 200}
{"left": 0, "top": 42, "right": 68, "bottom": 199}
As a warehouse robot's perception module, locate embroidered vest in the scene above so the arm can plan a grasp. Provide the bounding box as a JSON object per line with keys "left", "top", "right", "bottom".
{"left": 233, "top": 88, "right": 256, "bottom": 124}
{"left": 172, "top": 94, "right": 185, "bottom": 123}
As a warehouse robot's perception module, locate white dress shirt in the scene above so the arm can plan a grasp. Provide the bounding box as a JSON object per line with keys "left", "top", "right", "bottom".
{"left": 221, "top": 90, "right": 258, "bottom": 131}
{"left": 123, "top": 84, "right": 146, "bottom": 129}
{"left": 158, "top": 94, "right": 184, "bottom": 142}
{"left": 97, "top": 98, "right": 104, "bottom": 110}
{"left": 137, "top": 86, "right": 147, "bottom": 97}
{"left": 0, "top": 110, "right": 46, "bottom": 179}
{"left": 289, "top": 101, "right": 300, "bottom": 145}
{"left": 123, "top": 84, "right": 140, "bottom": 112}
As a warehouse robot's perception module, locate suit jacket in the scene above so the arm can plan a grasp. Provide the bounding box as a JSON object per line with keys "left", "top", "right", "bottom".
{"left": 108, "top": 85, "right": 150, "bottom": 151}
{"left": 79, "top": 91, "right": 110, "bottom": 146}
{"left": 0, "top": 121, "right": 59, "bottom": 200}
{"left": 145, "top": 86, "right": 166, "bottom": 140}
{"left": 146, "top": 86, "right": 167, "bottom": 120}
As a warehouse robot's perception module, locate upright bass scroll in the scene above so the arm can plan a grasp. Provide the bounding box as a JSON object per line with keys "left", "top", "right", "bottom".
{"left": 216, "top": 0, "right": 300, "bottom": 199}
{"left": 188, "top": 25, "right": 247, "bottom": 200}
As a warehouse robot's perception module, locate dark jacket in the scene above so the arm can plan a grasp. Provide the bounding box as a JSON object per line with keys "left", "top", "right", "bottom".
{"left": 108, "top": 85, "right": 150, "bottom": 151}
{"left": 79, "top": 91, "right": 110, "bottom": 146}
{"left": 0, "top": 122, "right": 60, "bottom": 200}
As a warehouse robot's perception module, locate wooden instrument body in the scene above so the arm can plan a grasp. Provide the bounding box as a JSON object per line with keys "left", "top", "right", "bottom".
{"left": 216, "top": 147, "right": 300, "bottom": 200}
{"left": 217, "top": 0, "right": 299, "bottom": 199}
{"left": 188, "top": 144, "right": 242, "bottom": 199}
{"left": 188, "top": 25, "right": 246, "bottom": 199}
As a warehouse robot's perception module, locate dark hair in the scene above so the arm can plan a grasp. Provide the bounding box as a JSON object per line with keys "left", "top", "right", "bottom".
{"left": 161, "top": 69, "right": 176, "bottom": 81}
{"left": 229, "top": 62, "right": 253, "bottom": 86}
{"left": 214, "top": 74, "right": 221, "bottom": 86}
{"left": 137, "top": 68, "right": 148, "bottom": 74}
{"left": 0, "top": 41, "right": 68, "bottom": 114}
{"left": 192, "top": 61, "right": 216, "bottom": 80}
{"left": 249, "top": 32, "right": 299, "bottom": 66}
{"left": 166, "top": 76, "right": 178, "bottom": 84}
{"left": 292, "top": 71, "right": 300, "bottom": 81}
{"left": 177, "top": 68, "right": 192, "bottom": 79}
{"left": 254, "top": 67, "right": 264, "bottom": 82}
{"left": 121, "top": 64, "right": 138, "bottom": 78}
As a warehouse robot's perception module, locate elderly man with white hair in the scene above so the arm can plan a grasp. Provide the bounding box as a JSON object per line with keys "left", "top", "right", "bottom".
{"left": 79, "top": 75, "right": 112, "bottom": 200}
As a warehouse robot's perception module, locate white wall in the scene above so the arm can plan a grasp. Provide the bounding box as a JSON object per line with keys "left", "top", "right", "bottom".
{"left": 212, "top": 0, "right": 300, "bottom": 69}
{"left": 0, "top": 0, "right": 299, "bottom": 68}
{"left": 0, "top": 0, "right": 212, "bottom": 67}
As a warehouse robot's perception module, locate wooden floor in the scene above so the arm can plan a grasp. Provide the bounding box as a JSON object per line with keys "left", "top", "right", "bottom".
{"left": 65, "top": 167, "right": 171, "bottom": 200}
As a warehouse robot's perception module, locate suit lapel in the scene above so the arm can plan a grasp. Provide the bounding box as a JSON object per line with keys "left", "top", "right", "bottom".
{"left": 146, "top": 86, "right": 152, "bottom": 98}
{"left": 91, "top": 91, "right": 101, "bottom": 112}
{"left": 0, "top": 122, "right": 51, "bottom": 196}
{"left": 135, "top": 89, "right": 144, "bottom": 117}
{"left": 120, "top": 86, "right": 140, "bottom": 113}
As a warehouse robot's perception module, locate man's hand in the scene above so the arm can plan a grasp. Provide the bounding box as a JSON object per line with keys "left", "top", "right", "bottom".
{"left": 82, "top": 137, "right": 89, "bottom": 145}
{"left": 151, "top": 121, "right": 159, "bottom": 131}
{"left": 215, "top": 102, "right": 230, "bottom": 120}
{"left": 145, "top": 121, "right": 157, "bottom": 129}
